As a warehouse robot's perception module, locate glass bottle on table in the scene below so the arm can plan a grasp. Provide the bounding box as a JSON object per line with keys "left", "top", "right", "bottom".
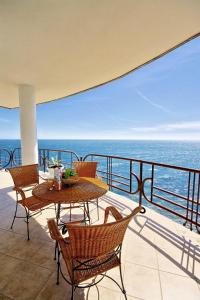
{"left": 54, "top": 167, "right": 62, "bottom": 191}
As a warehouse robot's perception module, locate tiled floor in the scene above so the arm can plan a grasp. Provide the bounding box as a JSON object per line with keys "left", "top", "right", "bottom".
{"left": 0, "top": 170, "right": 200, "bottom": 300}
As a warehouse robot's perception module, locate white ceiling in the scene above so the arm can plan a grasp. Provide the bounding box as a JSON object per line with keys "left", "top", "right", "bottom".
{"left": 0, "top": 0, "right": 200, "bottom": 108}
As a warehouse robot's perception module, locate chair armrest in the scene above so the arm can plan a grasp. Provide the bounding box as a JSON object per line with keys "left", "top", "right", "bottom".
{"left": 13, "top": 187, "right": 26, "bottom": 205}
{"left": 131, "top": 205, "right": 142, "bottom": 217}
{"left": 47, "top": 219, "right": 63, "bottom": 241}
{"left": 104, "top": 206, "right": 123, "bottom": 224}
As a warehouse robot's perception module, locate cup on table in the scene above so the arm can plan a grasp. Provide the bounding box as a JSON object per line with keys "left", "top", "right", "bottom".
{"left": 47, "top": 179, "right": 54, "bottom": 190}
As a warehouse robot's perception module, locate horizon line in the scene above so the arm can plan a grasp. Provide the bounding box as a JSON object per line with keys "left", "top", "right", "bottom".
{"left": 1, "top": 138, "right": 200, "bottom": 142}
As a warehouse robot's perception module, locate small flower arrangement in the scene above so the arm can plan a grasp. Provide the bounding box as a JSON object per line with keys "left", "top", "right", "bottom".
{"left": 48, "top": 157, "right": 62, "bottom": 169}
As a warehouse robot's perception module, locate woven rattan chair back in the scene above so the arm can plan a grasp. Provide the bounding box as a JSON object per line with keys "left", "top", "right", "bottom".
{"left": 73, "top": 161, "right": 98, "bottom": 178}
{"left": 67, "top": 207, "right": 138, "bottom": 259}
{"left": 48, "top": 205, "right": 141, "bottom": 299}
{"left": 8, "top": 164, "right": 39, "bottom": 188}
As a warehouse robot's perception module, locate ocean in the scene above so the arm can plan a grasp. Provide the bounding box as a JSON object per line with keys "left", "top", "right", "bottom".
{"left": 1, "top": 139, "right": 200, "bottom": 227}
{"left": 1, "top": 139, "right": 200, "bottom": 169}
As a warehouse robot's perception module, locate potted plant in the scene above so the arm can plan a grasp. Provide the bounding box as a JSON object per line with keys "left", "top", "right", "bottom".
{"left": 62, "top": 168, "right": 79, "bottom": 185}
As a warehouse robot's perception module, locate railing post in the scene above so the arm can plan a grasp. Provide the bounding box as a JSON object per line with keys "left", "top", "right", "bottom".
{"left": 196, "top": 173, "right": 200, "bottom": 233}
{"left": 150, "top": 165, "right": 154, "bottom": 202}
{"left": 129, "top": 160, "right": 132, "bottom": 194}
{"left": 190, "top": 172, "right": 196, "bottom": 231}
{"left": 139, "top": 162, "right": 146, "bottom": 214}
{"left": 0, "top": 148, "right": 13, "bottom": 170}
{"left": 183, "top": 172, "right": 191, "bottom": 228}
{"left": 106, "top": 157, "right": 109, "bottom": 188}
{"left": 110, "top": 157, "right": 112, "bottom": 191}
{"left": 10, "top": 150, "right": 13, "bottom": 167}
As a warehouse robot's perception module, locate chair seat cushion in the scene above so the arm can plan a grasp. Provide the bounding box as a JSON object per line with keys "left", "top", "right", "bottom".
{"left": 72, "top": 251, "right": 120, "bottom": 284}
{"left": 18, "top": 196, "right": 48, "bottom": 211}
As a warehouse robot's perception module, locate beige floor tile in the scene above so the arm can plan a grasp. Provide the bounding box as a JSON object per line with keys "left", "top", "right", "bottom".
{"left": 147, "top": 209, "right": 179, "bottom": 232}
{"left": 1, "top": 172, "right": 200, "bottom": 300}
{"left": 35, "top": 272, "right": 75, "bottom": 300}
{"left": 0, "top": 202, "right": 15, "bottom": 215}
{"left": 0, "top": 230, "right": 25, "bottom": 254}
{"left": 96, "top": 265, "right": 125, "bottom": 292}
{"left": 160, "top": 271, "right": 200, "bottom": 300}
{"left": 87, "top": 285, "right": 121, "bottom": 300}
{"left": 123, "top": 234, "right": 158, "bottom": 269}
{"left": 154, "top": 235, "right": 189, "bottom": 263}
{"left": 0, "top": 215, "right": 13, "bottom": 230}
{"left": 176, "top": 223, "right": 200, "bottom": 243}
{"left": 2, "top": 261, "right": 52, "bottom": 300}
{"left": 155, "top": 230, "right": 200, "bottom": 280}
{"left": 0, "top": 293, "right": 13, "bottom": 300}
{"left": 153, "top": 227, "right": 182, "bottom": 251}
{"left": 157, "top": 251, "right": 190, "bottom": 277}
{"left": 35, "top": 271, "right": 122, "bottom": 300}
{"left": 30, "top": 241, "right": 56, "bottom": 270}
{"left": 124, "top": 263, "right": 162, "bottom": 300}
{"left": 1, "top": 234, "right": 45, "bottom": 261}
{"left": 189, "top": 253, "right": 200, "bottom": 282}
{"left": 30, "top": 224, "right": 52, "bottom": 242}
{"left": 128, "top": 213, "right": 157, "bottom": 241}
{"left": 120, "top": 296, "right": 144, "bottom": 300}
{"left": 0, "top": 254, "right": 21, "bottom": 289}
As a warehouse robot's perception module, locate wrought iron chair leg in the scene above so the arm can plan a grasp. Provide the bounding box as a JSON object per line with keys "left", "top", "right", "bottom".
{"left": 54, "top": 240, "right": 58, "bottom": 260}
{"left": 119, "top": 262, "right": 127, "bottom": 300}
{"left": 71, "top": 284, "right": 74, "bottom": 300}
{"left": 25, "top": 209, "right": 30, "bottom": 241}
{"left": 10, "top": 194, "right": 18, "bottom": 229}
{"left": 56, "top": 249, "right": 60, "bottom": 285}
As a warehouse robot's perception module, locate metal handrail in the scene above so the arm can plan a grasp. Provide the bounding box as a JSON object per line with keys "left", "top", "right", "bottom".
{"left": 38, "top": 148, "right": 80, "bottom": 172}
{"left": 84, "top": 152, "right": 200, "bottom": 173}
{"left": 83, "top": 152, "right": 200, "bottom": 232}
{"left": 1, "top": 147, "right": 200, "bottom": 232}
{"left": 0, "top": 148, "right": 12, "bottom": 169}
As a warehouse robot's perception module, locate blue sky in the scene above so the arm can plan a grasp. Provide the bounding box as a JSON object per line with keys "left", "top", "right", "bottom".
{"left": 0, "top": 36, "right": 200, "bottom": 140}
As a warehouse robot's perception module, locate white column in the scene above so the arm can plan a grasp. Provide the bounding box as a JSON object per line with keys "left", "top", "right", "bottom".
{"left": 19, "top": 84, "right": 38, "bottom": 165}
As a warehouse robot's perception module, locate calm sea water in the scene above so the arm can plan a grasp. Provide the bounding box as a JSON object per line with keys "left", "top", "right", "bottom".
{"left": 1, "top": 139, "right": 200, "bottom": 226}
{"left": 1, "top": 139, "right": 200, "bottom": 169}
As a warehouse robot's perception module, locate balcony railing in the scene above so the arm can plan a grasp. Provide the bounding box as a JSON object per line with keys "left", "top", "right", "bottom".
{"left": 1, "top": 147, "right": 199, "bottom": 232}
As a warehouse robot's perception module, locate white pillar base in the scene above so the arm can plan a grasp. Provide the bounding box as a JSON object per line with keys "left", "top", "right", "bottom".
{"left": 19, "top": 84, "right": 38, "bottom": 165}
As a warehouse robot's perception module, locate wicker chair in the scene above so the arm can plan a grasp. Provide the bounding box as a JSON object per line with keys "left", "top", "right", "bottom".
{"left": 8, "top": 164, "right": 49, "bottom": 240}
{"left": 73, "top": 161, "right": 98, "bottom": 178}
{"left": 73, "top": 161, "right": 99, "bottom": 221}
{"left": 48, "top": 205, "right": 141, "bottom": 300}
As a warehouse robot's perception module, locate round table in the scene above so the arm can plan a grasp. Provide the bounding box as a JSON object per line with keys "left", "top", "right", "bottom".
{"left": 32, "top": 177, "right": 109, "bottom": 222}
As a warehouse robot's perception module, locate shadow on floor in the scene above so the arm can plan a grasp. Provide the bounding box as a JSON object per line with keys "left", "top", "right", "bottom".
{"left": 102, "top": 193, "right": 200, "bottom": 284}
{"left": 0, "top": 184, "right": 87, "bottom": 300}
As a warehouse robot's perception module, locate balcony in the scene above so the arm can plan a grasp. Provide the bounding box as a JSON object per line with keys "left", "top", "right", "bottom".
{"left": 0, "top": 150, "right": 200, "bottom": 300}
{"left": 1, "top": 3, "right": 200, "bottom": 299}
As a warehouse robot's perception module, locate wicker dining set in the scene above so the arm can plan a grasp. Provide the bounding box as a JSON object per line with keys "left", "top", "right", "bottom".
{"left": 8, "top": 162, "right": 140, "bottom": 300}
